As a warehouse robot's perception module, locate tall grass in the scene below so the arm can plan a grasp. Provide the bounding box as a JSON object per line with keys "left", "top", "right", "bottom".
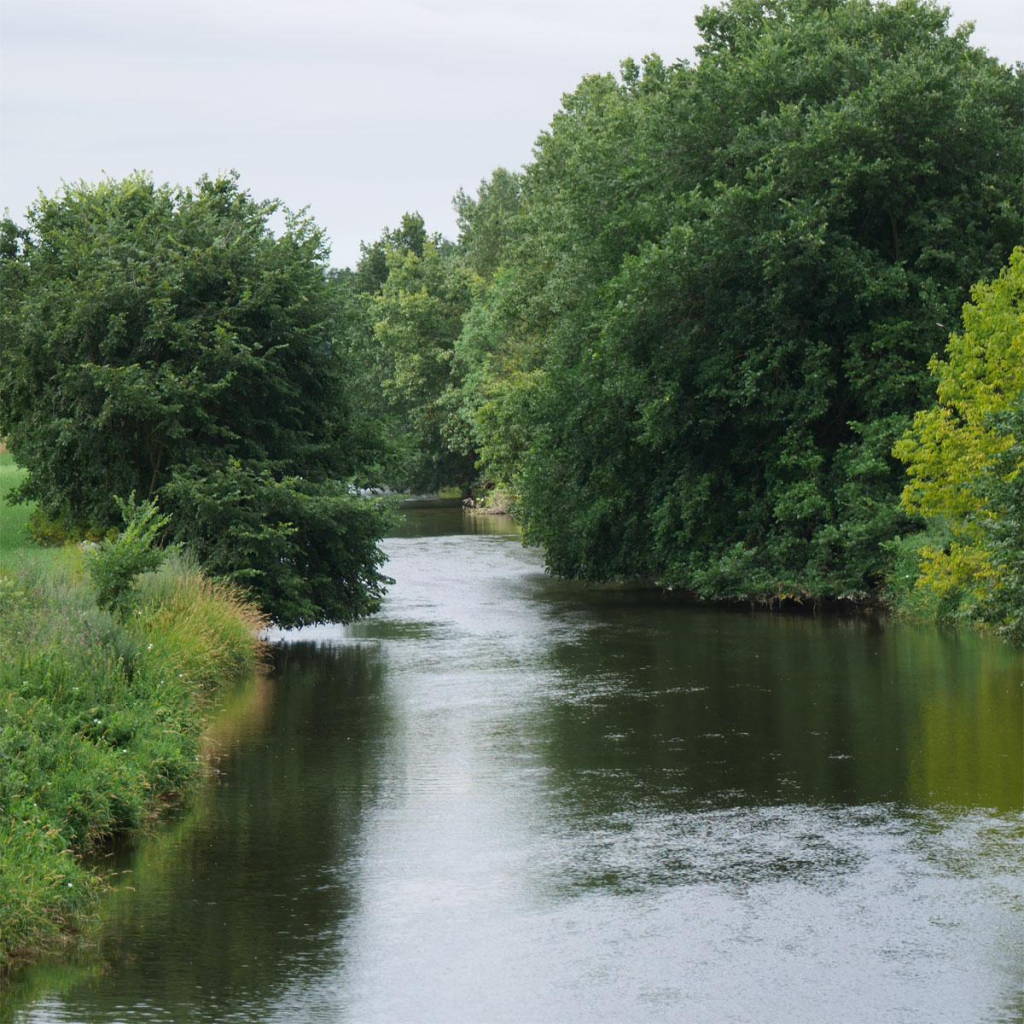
{"left": 0, "top": 457, "right": 266, "bottom": 973}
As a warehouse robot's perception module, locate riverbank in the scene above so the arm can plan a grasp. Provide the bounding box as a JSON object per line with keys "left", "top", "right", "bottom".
{"left": 0, "top": 455, "right": 266, "bottom": 975}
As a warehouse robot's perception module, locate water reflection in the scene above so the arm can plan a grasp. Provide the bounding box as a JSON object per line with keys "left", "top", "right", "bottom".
{"left": 6, "top": 646, "right": 391, "bottom": 1023}
{"left": 532, "top": 596, "right": 1023, "bottom": 812}
{"left": 8, "top": 509, "right": 1022, "bottom": 1024}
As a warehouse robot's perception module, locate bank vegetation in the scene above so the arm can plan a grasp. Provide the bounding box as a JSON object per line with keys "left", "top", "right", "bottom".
{"left": 0, "top": 457, "right": 265, "bottom": 973}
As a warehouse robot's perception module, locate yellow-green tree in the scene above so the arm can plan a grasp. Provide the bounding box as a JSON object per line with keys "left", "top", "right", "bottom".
{"left": 894, "top": 248, "right": 1024, "bottom": 635}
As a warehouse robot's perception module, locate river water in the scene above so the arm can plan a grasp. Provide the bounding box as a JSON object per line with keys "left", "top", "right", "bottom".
{"left": 6, "top": 510, "right": 1023, "bottom": 1023}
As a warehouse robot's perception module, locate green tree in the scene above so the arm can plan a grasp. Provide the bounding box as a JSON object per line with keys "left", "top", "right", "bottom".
{"left": 0, "top": 172, "right": 390, "bottom": 626}
{"left": 454, "top": 168, "right": 523, "bottom": 279}
{"left": 340, "top": 180, "right": 525, "bottom": 497}
{"left": 894, "top": 249, "right": 1024, "bottom": 639}
{"left": 352, "top": 212, "right": 433, "bottom": 295}
{"left": 462, "top": 0, "right": 1022, "bottom": 598}
{"left": 368, "top": 240, "right": 479, "bottom": 491}
{"left": 333, "top": 212, "right": 473, "bottom": 492}
{"left": 980, "top": 398, "right": 1024, "bottom": 643}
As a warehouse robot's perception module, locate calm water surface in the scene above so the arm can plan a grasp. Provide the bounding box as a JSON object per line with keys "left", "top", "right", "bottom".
{"left": 7, "top": 510, "right": 1023, "bottom": 1023}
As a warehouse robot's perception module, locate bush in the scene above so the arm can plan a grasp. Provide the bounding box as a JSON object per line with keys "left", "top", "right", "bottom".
{"left": 87, "top": 493, "right": 170, "bottom": 618}
{"left": 162, "top": 461, "right": 393, "bottom": 628}
{"left": 25, "top": 509, "right": 76, "bottom": 547}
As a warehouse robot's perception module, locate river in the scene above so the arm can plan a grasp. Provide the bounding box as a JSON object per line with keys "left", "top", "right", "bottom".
{"left": 6, "top": 510, "right": 1023, "bottom": 1023}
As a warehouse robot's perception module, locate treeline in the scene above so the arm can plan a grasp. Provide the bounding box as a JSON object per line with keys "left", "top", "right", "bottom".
{"left": 2, "top": 0, "right": 1021, "bottom": 639}
{"left": 339, "top": 0, "right": 1023, "bottom": 640}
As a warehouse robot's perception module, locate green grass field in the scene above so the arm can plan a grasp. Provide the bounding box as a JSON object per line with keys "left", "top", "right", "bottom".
{"left": 0, "top": 453, "right": 65, "bottom": 573}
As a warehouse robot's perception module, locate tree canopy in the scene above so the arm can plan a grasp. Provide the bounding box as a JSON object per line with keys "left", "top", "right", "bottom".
{"left": 450, "top": 0, "right": 1022, "bottom": 600}
{"left": 895, "top": 248, "right": 1024, "bottom": 641}
{"left": 0, "top": 173, "right": 390, "bottom": 626}
{"left": 332, "top": 210, "right": 483, "bottom": 493}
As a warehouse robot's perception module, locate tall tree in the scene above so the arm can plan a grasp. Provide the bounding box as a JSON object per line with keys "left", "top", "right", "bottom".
{"left": 334, "top": 212, "right": 475, "bottom": 492}
{"left": 463, "top": 0, "right": 1022, "bottom": 599}
{"left": 368, "top": 241, "right": 479, "bottom": 491}
{"left": 352, "top": 212, "right": 433, "bottom": 295}
{"left": 454, "top": 168, "right": 523, "bottom": 280}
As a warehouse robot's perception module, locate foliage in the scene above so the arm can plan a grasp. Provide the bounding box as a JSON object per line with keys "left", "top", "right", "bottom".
{"left": 26, "top": 509, "right": 86, "bottom": 547}
{"left": 338, "top": 208, "right": 489, "bottom": 493}
{"left": 336, "top": 173, "right": 527, "bottom": 496}
{"left": 980, "top": 400, "right": 1024, "bottom": 643}
{"left": 454, "top": 0, "right": 1022, "bottom": 600}
{"left": 894, "top": 250, "right": 1024, "bottom": 640}
{"left": 454, "top": 168, "right": 523, "bottom": 279}
{"left": 351, "top": 211, "right": 434, "bottom": 295}
{"left": 162, "top": 461, "right": 392, "bottom": 629}
{"left": 87, "top": 493, "right": 170, "bottom": 617}
{"left": 367, "top": 242, "right": 479, "bottom": 491}
{"left": 0, "top": 172, "right": 388, "bottom": 625}
{"left": 0, "top": 474, "right": 264, "bottom": 971}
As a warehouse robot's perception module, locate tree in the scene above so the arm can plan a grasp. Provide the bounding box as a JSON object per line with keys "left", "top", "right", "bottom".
{"left": 0, "top": 172, "right": 390, "bottom": 626}
{"left": 340, "top": 180, "right": 525, "bottom": 497}
{"left": 332, "top": 212, "right": 476, "bottom": 493}
{"left": 352, "top": 212, "right": 433, "bottom": 295}
{"left": 894, "top": 249, "right": 1024, "bottom": 640}
{"left": 368, "top": 241, "right": 479, "bottom": 491}
{"left": 454, "top": 168, "right": 523, "bottom": 280}
{"left": 980, "top": 398, "right": 1024, "bottom": 643}
{"left": 461, "top": 0, "right": 1022, "bottom": 599}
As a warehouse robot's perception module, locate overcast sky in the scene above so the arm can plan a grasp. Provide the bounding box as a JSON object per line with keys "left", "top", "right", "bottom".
{"left": 2, "top": 0, "right": 1021, "bottom": 268}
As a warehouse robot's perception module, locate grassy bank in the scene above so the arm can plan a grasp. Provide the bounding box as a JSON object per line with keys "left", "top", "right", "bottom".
{"left": 0, "top": 455, "right": 266, "bottom": 973}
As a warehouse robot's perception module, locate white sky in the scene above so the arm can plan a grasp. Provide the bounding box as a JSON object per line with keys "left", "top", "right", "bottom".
{"left": 1, "top": 0, "right": 1021, "bottom": 268}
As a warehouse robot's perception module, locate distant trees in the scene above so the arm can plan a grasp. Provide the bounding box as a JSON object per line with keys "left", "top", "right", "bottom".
{"left": 334, "top": 211, "right": 484, "bottom": 493}
{"left": 368, "top": 239, "right": 479, "bottom": 492}
{"left": 453, "top": 168, "right": 522, "bottom": 279}
{"left": 895, "top": 250, "right": 1024, "bottom": 642}
{"left": 0, "top": 173, "right": 390, "bottom": 626}
{"left": 333, "top": 170, "right": 527, "bottom": 497}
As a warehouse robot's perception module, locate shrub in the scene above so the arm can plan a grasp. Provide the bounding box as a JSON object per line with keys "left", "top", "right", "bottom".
{"left": 87, "top": 493, "right": 170, "bottom": 618}
{"left": 162, "top": 461, "right": 392, "bottom": 627}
